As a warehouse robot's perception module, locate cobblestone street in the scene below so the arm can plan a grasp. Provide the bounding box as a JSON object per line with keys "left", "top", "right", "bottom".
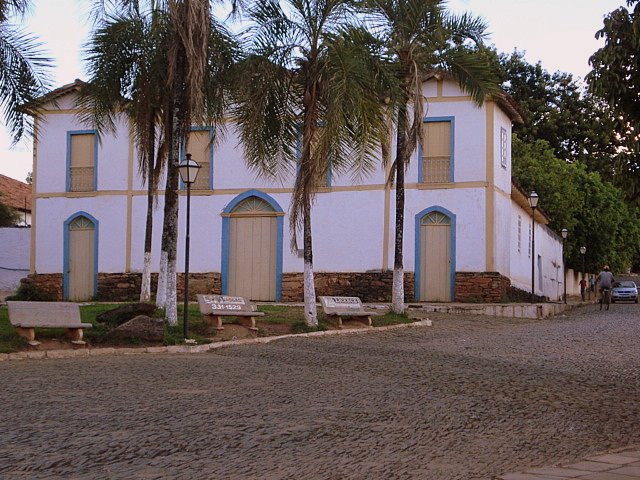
{"left": 1, "top": 303, "right": 639, "bottom": 479}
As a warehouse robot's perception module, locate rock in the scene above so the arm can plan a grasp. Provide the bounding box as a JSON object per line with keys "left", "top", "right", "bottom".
{"left": 96, "top": 303, "right": 157, "bottom": 326}
{"left": 108, "top": 315, "right": 165, "bottom": 342}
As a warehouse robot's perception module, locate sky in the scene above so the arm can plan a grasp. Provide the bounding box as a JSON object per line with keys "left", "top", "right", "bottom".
{"left": 0, "top": 0, "right": 630, "bottom": 182}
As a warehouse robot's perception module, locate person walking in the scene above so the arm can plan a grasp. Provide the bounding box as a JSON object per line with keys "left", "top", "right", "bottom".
{"left": 579, "top": 277, "right": 587, "bottom": 301}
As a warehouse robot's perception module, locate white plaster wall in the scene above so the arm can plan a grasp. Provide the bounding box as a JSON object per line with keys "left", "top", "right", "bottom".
{"left": 494, "top": 193, "right": 512, "bottom": 276}
{"left": 97, "top": 117, "right": 130, "bottom": 191}
{"left": 34, "top": 196, "right": 128, "bottom": 273}
{"left": 312, "top": 190, "right": 385, "bottom": 271}
{"left": 493, "top": 107, "right": 513, "bottom": 194}
{"left": 0, "top": 228, "right": 30, "bottom": 291}
{"left": 35, "top": 113, "right": 78, "bottom": 193}
{"left": 510, "top": 202, "right": 564, "bottom": 299}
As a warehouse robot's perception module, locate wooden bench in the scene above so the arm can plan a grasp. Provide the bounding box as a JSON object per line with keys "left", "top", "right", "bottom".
{"left": 197, "top": 295, "right": 264, "bottom": 332}
{"left": 7, "top": 301, "right": 92, "bottom": 346}
{"left": 318, "top": 296, "right": 380, "bottom": 328}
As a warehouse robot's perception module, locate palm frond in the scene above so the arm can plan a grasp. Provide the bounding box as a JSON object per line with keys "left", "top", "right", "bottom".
{"left": 0, "top": 24, "right": 52, "bottom": 142}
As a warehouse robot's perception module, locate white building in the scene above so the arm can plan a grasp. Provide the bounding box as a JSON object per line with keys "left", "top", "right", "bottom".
{"left": 24, "top": 77, "right": 564, "bottom": 303}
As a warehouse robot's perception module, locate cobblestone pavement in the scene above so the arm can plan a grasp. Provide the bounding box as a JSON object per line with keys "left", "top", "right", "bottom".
{"left": 1, "top": 303, "right": 639, "bottom": 479}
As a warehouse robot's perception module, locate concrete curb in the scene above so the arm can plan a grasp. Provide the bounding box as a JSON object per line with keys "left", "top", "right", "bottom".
{"left": 0, "top": 319, "right": 433, "bottom": 362}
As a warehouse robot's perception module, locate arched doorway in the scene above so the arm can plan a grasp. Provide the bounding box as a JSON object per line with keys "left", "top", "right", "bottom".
{"left": 415, "top": 207, "right": 455, "bottom": 302}
{"left": 221, "top": 190, "right": 283, "bottom": 301}
{"left": 64, "top": 212, "right": 98, "bottom": 301}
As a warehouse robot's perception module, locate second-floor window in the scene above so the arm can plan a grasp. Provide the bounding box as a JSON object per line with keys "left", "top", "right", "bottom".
{"left": 68, "top": 131, "right": 96, "bottom": 192}
{"left": 500, "top": 127, "right": 508, "bottom": 169}
{"left": 184, "top": 127, "right": 213, "bottom": 190}
{"left": 422, "top": 119, "right": 453, "bottom": 183}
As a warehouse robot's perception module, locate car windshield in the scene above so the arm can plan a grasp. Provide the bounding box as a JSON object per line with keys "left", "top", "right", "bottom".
{"left": 613, "top": 281, "right": 636, "bottom": 288}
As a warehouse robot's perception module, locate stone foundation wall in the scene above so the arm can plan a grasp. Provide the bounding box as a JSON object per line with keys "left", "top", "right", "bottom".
{"left": 454, "top": 272, "right": 510, "bottom": 303}
{"left": 20, "top": 273, "right": 63, "bottom": 300}
{"left": 25, "top": 270, "right": 518, "bottom": 304}
{"left": 281, "top": 271, "right": 415, "bottom": 302}
{"left": 24, "top": 272, "right": 221, "bottom": 302}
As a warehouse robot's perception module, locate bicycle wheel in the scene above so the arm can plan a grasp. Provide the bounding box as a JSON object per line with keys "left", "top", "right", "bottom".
{"left": 605, "top": 290, "right": 610, "bottom": 310}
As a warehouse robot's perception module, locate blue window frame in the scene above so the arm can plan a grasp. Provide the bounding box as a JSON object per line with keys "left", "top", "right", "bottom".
{"left": 66, "top": 130, "right": 98, "bottom": 192}
{"left": 414, "top": 206, "right": 456, "bottom": 301}
{"left": 63, "top": 211, "right": 99, "bottom": 300}
{"left": 180, "top": 126, "right": 214, "bottom": 190}
{"left": 418, "top": 117, "right": 455, "bottom": 183}
{"left": 221, "top": 190, "right": 284, "bottom": 300}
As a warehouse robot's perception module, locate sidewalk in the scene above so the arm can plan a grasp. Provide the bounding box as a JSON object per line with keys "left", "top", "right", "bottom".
{"left": 499, "top": 447, "right": 640, "bottom": 479}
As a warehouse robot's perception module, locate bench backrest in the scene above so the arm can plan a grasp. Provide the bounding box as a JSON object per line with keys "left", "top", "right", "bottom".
{"left": 197, "top": 295, "right": 257, "bottom": 314}
{"left": 319, "top": 296, "right": 364, "bottom": 314}
{"left": 7, "top": 301, "right": 82, "bottom": 327}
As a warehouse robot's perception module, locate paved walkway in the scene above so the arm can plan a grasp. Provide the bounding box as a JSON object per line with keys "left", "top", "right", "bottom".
{"left": 1, "top": 303, "right": 639, "bottom": 479}
{"left": 500, "top": 447, "right": 640, "bottom": 479}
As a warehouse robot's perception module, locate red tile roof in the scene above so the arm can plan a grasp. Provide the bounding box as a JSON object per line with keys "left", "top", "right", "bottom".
{"left": 0, "top": 174, "right": 31, "bottom": 212}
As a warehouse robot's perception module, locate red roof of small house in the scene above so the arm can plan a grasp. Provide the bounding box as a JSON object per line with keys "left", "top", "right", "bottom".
{"left": 0, "top": 174, "right": 31, "bottom": 212}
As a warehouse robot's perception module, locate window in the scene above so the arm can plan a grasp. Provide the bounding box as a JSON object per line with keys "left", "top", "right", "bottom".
{"left": 517, "top": 215, "right": 522, "bottom": 253}
{"left": 500, "top": 127, "right": 508, "bottom": 169}
{"left": 528, "top": 224, "right": 532, "bottom": 258}
{"left": 422, "top": 119, "right": 452, "bottom": 183}
{"left": 184, "top": 128, "right": 212, "bottom": 190}
{"left": 68, "top": 132, "right": 96, "bottom": 192}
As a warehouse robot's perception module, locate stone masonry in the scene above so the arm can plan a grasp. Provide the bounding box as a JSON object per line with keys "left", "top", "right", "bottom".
{"left": 455, "top": 271, "right": 510, "bottom": 303}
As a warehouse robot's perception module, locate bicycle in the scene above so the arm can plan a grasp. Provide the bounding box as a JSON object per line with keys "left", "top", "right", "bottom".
{"left": 600, "top": 288, "right": 611, "bottom": 311}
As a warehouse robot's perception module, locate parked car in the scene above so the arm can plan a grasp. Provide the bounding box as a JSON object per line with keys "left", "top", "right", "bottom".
{"left": 611, "top": 281, "right": 639, "bottom": 303}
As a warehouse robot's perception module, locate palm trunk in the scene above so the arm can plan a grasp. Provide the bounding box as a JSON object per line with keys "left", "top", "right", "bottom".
{"left": 391, "top": 105, "right": 408, "bottom": 314}
{"left": 157, "top": 51, "right": 185, "bottom": 325}
{"left": 303, "top": 198, "right": 317, "bottom": 326}
{"left": 140, "top": 127, "right": 156, "bottom": 303}
{"left": 156, "top": 250, "right": 168, "bottom": 308}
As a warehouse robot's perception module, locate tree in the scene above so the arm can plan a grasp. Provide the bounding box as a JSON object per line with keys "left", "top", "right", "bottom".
{"left": 512, "top": 137, "right": 640, "bottom": 273}
{"left": 0, "top": 0, "right": 52, "bottom": 142}
{"left": 587, "top": 1, "right": 640, "bottom": 206}
{"left": 363, "top": 0, "right": 498, "bottom": 312}
{"left": 498, "top": 49, "right": 626, "bottom": 179}
{"left": 0, "top": 201, "right": 19, "bottom": 226}
{"left": 232, "top": 0, "right": 389, "bottom": 326}
{"left": 82, "top": 7, "right": 171, "bottom": 303}
{"left": 90, "top": 0, "right": 238, "bottom": 324}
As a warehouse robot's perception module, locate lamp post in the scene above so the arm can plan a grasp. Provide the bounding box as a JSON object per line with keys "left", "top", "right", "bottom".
{"left": 561, "top": 228, "right": 568, "bottom": 303}
{"left": 178, "top": 153, "right": 201, "bottom": 340}
{"left": 528, "top": 191, "right": 539, "bottom": 303}
{"left": 580, "top": 246, "right": 586, "bottom": 299}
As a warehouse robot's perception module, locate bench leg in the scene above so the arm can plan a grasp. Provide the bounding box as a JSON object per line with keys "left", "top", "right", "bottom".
{"left": 66, "top": 328, "right": 86, "bottom": 345}
{"left": 332, "top": 315, "right": 343, "bottom": 329}
{"left": 237, "top": 316, "right": 258, "bottom": 331}
{"left": 212, "top": 315, "right": 224, "bottom": 331}
{"left": 15, "top": 327, "right": 40, "bottom": 346}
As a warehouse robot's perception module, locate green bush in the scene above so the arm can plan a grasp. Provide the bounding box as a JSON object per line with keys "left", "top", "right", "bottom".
{"left": 5, "top": 282, "right": 54, "bottom": 301}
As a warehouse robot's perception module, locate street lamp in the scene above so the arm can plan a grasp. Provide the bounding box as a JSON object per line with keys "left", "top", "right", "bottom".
{"left": 580, "top": 246, "right": 587, "bottom": 300}
{"left": 178, "top": 153, "right": 201, "bottom": 340}
{"left": 561, "top": 228, "right": 568, "bottom": 303}
{"left": 528, "top": 191, "right": 539, "bottom": 303}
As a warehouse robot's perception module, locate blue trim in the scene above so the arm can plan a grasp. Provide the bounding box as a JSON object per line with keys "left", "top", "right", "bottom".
{"left": 66, "top": 130, "right": 98, "bottom": 192}
{"left": 414, "top": 206, "right": 456, "bottom": 301}
{"left": 418, "top": 117, "right": 455, "bottom": 183}
{"left": 63, "top": 211, "right": 99, "bottom": 300}
{"left": 221, "top": 190, "right": 284, "bottom": 300}
{"left": 180, "top": 126, "right": 214, "bottom": 189}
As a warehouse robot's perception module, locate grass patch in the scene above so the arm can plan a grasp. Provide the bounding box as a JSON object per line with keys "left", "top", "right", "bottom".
{"left": 373, "top": 311, "right": 414, "bottom": 327}
{"left": 0, "top": 302, "right": 414, "bottom": 353}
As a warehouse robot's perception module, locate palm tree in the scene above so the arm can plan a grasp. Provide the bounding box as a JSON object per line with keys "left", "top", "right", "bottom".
{"left": 0, "top": 0, "right": 51, "bottom": 142}
{"left": 363, "top": 0, "right": 499, "bottom": 313}
{"left": 232, "top": 0, "right": 390, "bottom": 326}
{"left": 89, "top": 0, "right": 238, "bottom": 324}
{"left": 80, "top": 7, "right": 171, "bottom": 304}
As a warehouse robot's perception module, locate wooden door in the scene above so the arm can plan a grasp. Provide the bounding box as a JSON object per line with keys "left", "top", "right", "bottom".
{"left": 68, "top": 216, "right": 95, "bottom": 300}
{"left": 420, "top": 211, "right": 451, "bottom": 301}
{"left": 228, "top": 197, "right": 277, "bottom": 301}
